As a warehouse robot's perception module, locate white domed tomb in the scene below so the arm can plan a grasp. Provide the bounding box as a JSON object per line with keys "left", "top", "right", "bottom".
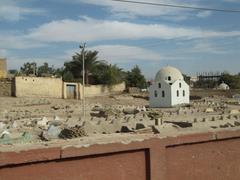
{"left": 218, "top": 82, "right": 230, "bottom": 90}
{"left": 149, "top": 66, "right": 190, "bottom": 107}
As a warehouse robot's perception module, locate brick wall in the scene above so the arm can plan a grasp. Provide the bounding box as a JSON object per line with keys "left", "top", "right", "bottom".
{"left": 0, "top": 129, "right": 240, "bottom": 180}
{"left": 0, "top": 79, "right": 14, "bottom": 97}
{"left": 0, "top": 58, "right": 7, "bottom": 79}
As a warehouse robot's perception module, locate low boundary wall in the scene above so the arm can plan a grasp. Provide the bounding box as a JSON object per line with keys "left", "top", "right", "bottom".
{"left": 0, "top": 129, "right": 240, "bottom": 180}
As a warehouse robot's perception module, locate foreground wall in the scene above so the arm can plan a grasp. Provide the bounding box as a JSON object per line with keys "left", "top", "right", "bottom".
{"left": 84, "top": 82, "right": 126, "bottom": 97}
{"left": 63, "top": 82, "right": 126, "bottom": 99}
{"left": 15, "top": 76, "right": 63, "bottom": 98}
{"left": 1, "top": 129, "right": 240, "bottom": 180}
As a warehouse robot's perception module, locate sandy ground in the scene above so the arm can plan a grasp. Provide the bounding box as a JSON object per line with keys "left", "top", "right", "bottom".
{"left": 0, "top": 94, "right": 240, "bottom": 151}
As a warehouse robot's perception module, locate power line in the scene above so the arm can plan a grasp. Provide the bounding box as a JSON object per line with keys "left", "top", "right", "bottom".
{"left": 112, "top": 0, "right": 240, "bottom": 13}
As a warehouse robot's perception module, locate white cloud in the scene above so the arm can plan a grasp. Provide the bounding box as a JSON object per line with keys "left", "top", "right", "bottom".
{"left": 0, "top": 0, "right": 45, "bottom": 21}
{"left": 65, "top": 44, "right": 162, "bottom": 64}
{"left": 190, "top": 41, "right": 227, "bottom": 54}
{"left": 196, "top": 11, "right": 212, "bottom": 18}
{"left": 0, "top": 49, "right": 8, "bottom": 57}
{"left": 72, "top": 0, "right": 210, "bottom": 20}
{"left": 0, "top": 32, "right": 45, "bottom": 49}
{"left": 27, "top": 16, "right": 240, "bottom": 43}
{"left": 89, "top": 44, "right": 161, "bottom": 63}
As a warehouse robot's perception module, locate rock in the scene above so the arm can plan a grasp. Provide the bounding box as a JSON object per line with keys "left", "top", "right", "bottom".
{"left": 220, "top": 123, "right": 234, "bottom": 128}
{"left": 147, "top": 111, "right": 162, "bottom": 119}
{"left": 48, "top": 120, "right": 63, "bottom": 126}
{"left": 229, "top": 109, "right": 239, "bottom": 115}
{"left": 12, "top": 121, "right": 18, "bottom": 128}
{"left": 234, "top": 121, "right": 240, "bottom": 126}
{"left": 47, "top": 125, "right": 61, "bottom": 139}
{"left": 40, "top": 131, "right": 50, "bottom": 141}
{"left": 120, "top": 126, "right": 134, "bottom": 133}
{"left": 123, "top": 107, "right": 139, "bottom": 115}
{"left": 151, "top": 126, "right": 160, "bottom": 134}
{"left": 92, "top": 105, "right": 104, "bottom": 112}
{"left": 164, "top": 121, "right": 192, "bottom": 128}
{"left": 59, "top": 125, "right": 87, "bottom": 139}
{"left": 205, "top": 108, "right": 214, "bottom": 113}
{"left": 0, "top": 130, "right": 10, "bottom": 138}
{"left": 0, "top": 122, "right": 6, "bottom": 130}
{"left": 51, "top": 105, "right": 60, "bottom": 110}
{"left": 136, "top": 123, "right": 146, "bottom": 130}
{"left": 21, "top": 132, "right": 33, "bottom": 143}
{"left": 37, "top": 117, "right": 48, "bottom": 127}
{"left": 134, "top": 127, "right": 153, "bottom": 134}
{"left": 54, "top": 116, "right": 62, "bottom": 121}
{"left": 0, "top": 132, "right": 11, "bottom": 144}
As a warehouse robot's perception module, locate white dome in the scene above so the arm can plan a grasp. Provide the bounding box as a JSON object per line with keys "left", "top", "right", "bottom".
{"left": 218, "top": 82, "right": 230, "bottom": 90}
{"left": 155, "top": 66, "right": 183, "bottom": 83}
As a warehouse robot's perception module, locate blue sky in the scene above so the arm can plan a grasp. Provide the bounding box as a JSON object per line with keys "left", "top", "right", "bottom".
{"left": 0, "top": 0, "right": 240, "bottom": 79}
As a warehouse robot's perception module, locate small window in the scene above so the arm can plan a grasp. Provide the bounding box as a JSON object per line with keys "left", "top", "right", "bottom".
{"left": 179, "top": 83, "right": 182, "bottom": 88}
{"left": 162, "top": 91, "right": 165, "bottom": 97}
{"left": 158, "top": 83, "right": 161, "bottom": 88}
{"left": 177, "top": 90, "right": 179, "bottom": 97}
{"left": 168, "top": 76, "right": 171, "bottom": 81}
{"left": 154, "top": 90, "right": 158, "bottom": 97}
{"left": 183, "top": 90, "right": 185, "bottom": 97}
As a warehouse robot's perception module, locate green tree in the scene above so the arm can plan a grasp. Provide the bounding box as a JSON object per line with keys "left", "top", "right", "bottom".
{"left": 220, "top": 73, "right": 240, "bottom": 89}
{"left": 91, "top": 63, "right": 124, "bottom": 85}
{"left": 64, "top": 48, "right": 103, "bottom": 84}
{"left": 20, "top": 62, "right": 37, "bottom": 76}
{"left": 125, "top": 65, "right": 147, "bottom": 89}
{"left": 37, "top": 62, "right": 54, "bottom": 76}
{"left": 63, "top": 71, "right": 74, "bottom": 81}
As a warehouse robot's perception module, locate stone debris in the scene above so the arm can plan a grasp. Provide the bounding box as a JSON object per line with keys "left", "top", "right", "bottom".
{"left": 46, "top": 125, "right": 61, "bottom": 139}
{"left": 164, "top": 121, "right": 193, "bottom": 128}
{"left": 0, "top": 122, "right": 6, "bottom": 130}
{"left": 59, "top": 125, "right": 87, "bottom": 139}
{"left": 229, "top": 109, "right": 239, "bottom": 115}
{"left": 205, "top": 108, "right": 214, "bottom": 113}
{"left": 123, "top": 107, "right": 139, "bottom": 115}
{"left": 37, "top": 117, "right": 48, "bottom": 127}
{"left": 134, "top": 127, "right": 153, "bottom": 134}
{"left": 0, "top": 95, "right": 240, "bottom": 145}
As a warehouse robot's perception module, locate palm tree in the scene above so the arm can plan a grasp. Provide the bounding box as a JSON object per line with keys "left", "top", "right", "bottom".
{"left": 65, "top": 48, "right": 104, "bottom": 84}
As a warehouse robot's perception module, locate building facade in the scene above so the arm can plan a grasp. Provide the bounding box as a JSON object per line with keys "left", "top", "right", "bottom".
{"left": 149, "top": 66, "right": 190, "bottom": 108}
{"left": 0, "top": 58, "right": 7, "bottom": 78}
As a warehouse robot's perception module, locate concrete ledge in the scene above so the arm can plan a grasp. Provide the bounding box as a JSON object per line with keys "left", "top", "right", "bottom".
{"left": 164, "top": 132, "right": 216, "bottom": 147}
{"left": 215, "top": 129, "right": 240, "bottom": 140}
{"left": 0, "top": 147, "right": 61, "bottom": 167}
{"left": 0, "top": 129, "right": 240, "bottom": 180}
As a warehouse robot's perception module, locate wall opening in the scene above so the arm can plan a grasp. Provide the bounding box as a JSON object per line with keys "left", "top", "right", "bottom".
{"left": 162, "top": 90, "right": 165, "bottom": 97}
{"left": 66, "top": 84, "right": 77, "bottom": 99}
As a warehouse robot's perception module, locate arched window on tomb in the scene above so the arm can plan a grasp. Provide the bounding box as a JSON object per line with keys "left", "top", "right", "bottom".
{"left": 183, "top": 90, "right": 185, "bottom": 97}
{"left": 162, "top": 91, "right": 165, "bottom": 98}
{"left": 179, "top": 82, "right": 182, "bottom": 88}
{"left": 158, "top": 83, "right": 161, "bottom": 88}
{"left": 177, "top": 90, "right": 179, "bottom": 97}
{"left": 154, "top": 90, "right": 158, "bottom": 97}
{"left": 168, "top": 76, "right": 171, "bottom": 81}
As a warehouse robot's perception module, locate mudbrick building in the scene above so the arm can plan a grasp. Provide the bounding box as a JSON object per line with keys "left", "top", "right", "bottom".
{"left": 0, "top": 58, "right": 7, "bottom": 79}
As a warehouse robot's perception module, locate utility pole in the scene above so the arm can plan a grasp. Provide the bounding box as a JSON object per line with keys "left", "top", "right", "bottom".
{"left": 80, "top": 43, "right": 86, "bottom": 119}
